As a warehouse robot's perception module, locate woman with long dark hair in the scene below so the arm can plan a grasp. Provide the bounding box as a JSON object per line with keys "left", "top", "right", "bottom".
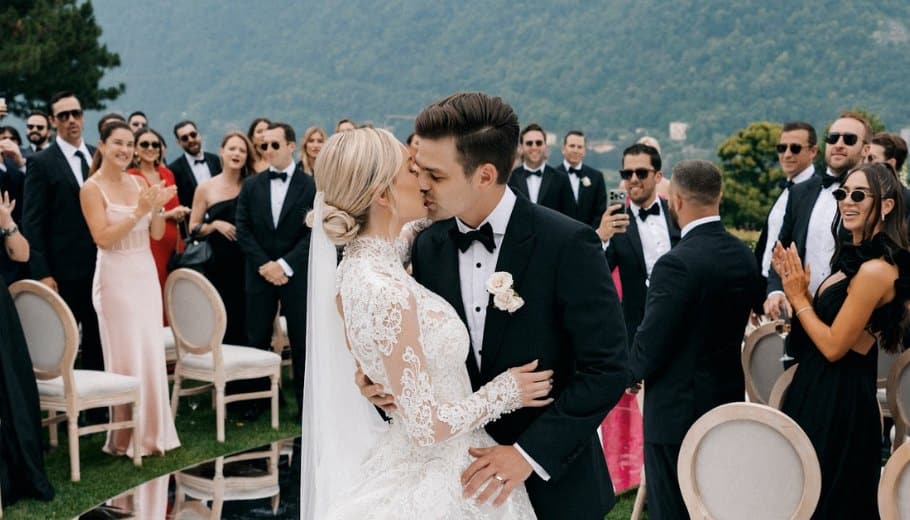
{"left": 247, "top": 117, "right": 271, "bottom": 173}
{"left": 773, "top": 162, "right": 910, "bottom": 518}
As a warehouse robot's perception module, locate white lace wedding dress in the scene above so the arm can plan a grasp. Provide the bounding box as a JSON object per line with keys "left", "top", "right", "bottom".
{"left": 326, "top": 236, "right": 536, "bottom": 519}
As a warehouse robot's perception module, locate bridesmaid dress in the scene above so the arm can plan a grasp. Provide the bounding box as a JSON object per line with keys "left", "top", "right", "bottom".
{"left": 89, "top": 177, "right": 180, "bottom": 456}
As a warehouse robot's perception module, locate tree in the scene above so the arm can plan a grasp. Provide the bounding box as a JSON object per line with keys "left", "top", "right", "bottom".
{"left": 0, "top": 0, "right": 124, "bottom": 116}
{"left": 717, "top": 122, "right": 783, "bottom": 231}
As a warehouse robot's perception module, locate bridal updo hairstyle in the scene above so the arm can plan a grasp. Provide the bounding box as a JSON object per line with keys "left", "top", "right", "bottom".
{"left": 307, "top": 127, "right": 404, "bottom": 245}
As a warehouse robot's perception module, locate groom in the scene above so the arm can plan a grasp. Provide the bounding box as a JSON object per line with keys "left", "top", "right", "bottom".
{"left": 366, "top": 92, "right": 629, "bottom": 518}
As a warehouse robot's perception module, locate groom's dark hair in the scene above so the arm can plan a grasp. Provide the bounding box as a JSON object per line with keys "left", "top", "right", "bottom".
{"left": 414, "top": 92, "right": 519, "bottom": 184}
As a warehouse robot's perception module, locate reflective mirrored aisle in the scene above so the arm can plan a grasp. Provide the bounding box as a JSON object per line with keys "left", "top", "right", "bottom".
{"left": 79, "top": 438, "right": 300, "bottom": 519}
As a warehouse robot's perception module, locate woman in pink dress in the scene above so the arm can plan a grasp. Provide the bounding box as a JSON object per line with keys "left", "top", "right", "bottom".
{"left": 80, "top": 121, "right": 181, "bottom": 457}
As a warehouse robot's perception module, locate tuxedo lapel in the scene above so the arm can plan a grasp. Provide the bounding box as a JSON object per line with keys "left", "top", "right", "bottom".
{"left": 50, "top": 145, "right": 81, "bottom": 193}
{"left": 481, "top": 197, "right": 535, "bottom": 373}
{"left": 276, "top": 168, "right": 305, "bottom": 226}
{"left": 513, "top": 170, "right": 530, "bottom": 199}
{"left": 624, "top": 206, "right": 647, "bottom": 275}
{"left": 538, "top": 166, "right": 554, "bottom": 203}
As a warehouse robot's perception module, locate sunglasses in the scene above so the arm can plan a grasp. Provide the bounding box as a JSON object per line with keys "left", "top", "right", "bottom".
{"left": 523, "top": 140, "right": 544, "bottom": 147}
{"left": 26, "top": 124, "right": 46, "bottom": 131}
{"left": 825, "top": 132, "right": 859, "bottom": 146}
{"left": 619, "top": 168, "right": 654, "bottom": 180}
{"left": 832, "top": 188, "right": 872, "bottom": 203}
{"left": 54, "top": 109, "right": 83, "bottom": 122}
{"left": 776, "top": 143, "right": 803, "bottom": 154}
{"left": 178, "top": 131, "right": 199, "bottom": 142}
{"left": 260, "top": 142, "right": 282, "bottom": 151}
{"left": 138, "top": 141, "right": 161, "bottom": 149}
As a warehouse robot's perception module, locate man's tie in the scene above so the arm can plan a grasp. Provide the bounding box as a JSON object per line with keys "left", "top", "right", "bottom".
{"left": 820, "top": 174, "right": 839, "bottom": 189}
{"left": 524, "top": 167, "right": 542, "bottom": 177}
{"left": 193, "top": 158, "right": 207, "bottom": 165}
{"left": 777, "top": 178, "right": 794, "bottom": 190}
{"left": 568, "top": 167, "right": 582, "bottom": 175}
{"left": 638, "top": 203, "right": 661, "bottom": 222}
{"left": 74, "top": 150, "right": 89, "bottom": 181}
{"left": 451, "top": 222, "right": 495, "bottom": 253}
{"left": 269, "top": 170, "right": 288, "bottom": 182}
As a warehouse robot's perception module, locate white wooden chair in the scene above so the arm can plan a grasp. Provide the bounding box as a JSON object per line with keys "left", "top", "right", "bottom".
{"left": 165, "top": 269, "right": 281, "bottom": 442}
{"left": 879, "top": 438, "right": 910, "bottom": 520}
{"left": 10, "top": 280, "right": 142, "bottom": 482}
{"left": 678, "top": 402, "right": 821, "bottom": 519}
{"left": 163, "top": 326, "right": 178, "bottom": 382}
{"left": 887, "top": 349, "right": 910, "bottom": 451}
{"left": 174, "top": 442, "right": 281, "bottom": 518}
{"left": 270, "top": 313, "right": 292, "bottom": 375}
{"left": 741, "top": 321, "right": 786, "bottom": 405}
{"left": 768, "top": 364, "right": 798, "bottom": 410}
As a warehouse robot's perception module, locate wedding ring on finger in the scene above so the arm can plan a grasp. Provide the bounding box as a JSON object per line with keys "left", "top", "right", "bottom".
{"left": 494, "top": 475, "right": 505, "bottom": 483}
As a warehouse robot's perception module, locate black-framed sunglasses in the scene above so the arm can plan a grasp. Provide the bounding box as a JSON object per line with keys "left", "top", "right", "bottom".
{"left": 619, "top": 168, "right": 654, "bottom": 180}
{"left": 523, "top": 140, "right": 544, "bottom": 147}
{"left": 825, "top": 132, "right": 859, "bottom": 146}
{"left": 178, "top": 131, "right": 199, "bottom": 142}
{"left": 260, "top": 142, "right": 282, "bottom": 151}
{"left": 53, "top": 109, "right": 83, "bottom": 122}
{"left": 776, "top": 143, "right": 803, "bottom": 154}
{"left": 138, "top": 141, "right": 161, "bottom": 149}
{"left": 832, "top": 188, "right": 872, "bottom": 203}
{"left": 26, "top": 124, "right": 46, "bottom": 131}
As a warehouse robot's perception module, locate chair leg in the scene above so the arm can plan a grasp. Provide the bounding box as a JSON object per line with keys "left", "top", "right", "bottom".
{"left": 131, "top": 399, "right": 142, "bottom": 467}
{"left": 271, "top": 373, "right": 279, "bottom": 430}
{"left": 68, "top": 415, "right": 80, "bottom": 482}
{"left": 271, "top": 492, "right": 280, "bottom": 514}
{"left": 631, "top": 467, "right": 646, "bottom": 520}
{"left": 170, "top": 374, "right": 182, "bottom": 419}
{"left": 216, "top": 384, "right": 225, "bottom": 443}
{"left": 48, "top": 410, "right": 59, "bottom": 447}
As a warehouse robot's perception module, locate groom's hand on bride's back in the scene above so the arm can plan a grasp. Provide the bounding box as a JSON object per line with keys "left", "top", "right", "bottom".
{"left": 355, "top": 366, "right": 397, "bottom": 412}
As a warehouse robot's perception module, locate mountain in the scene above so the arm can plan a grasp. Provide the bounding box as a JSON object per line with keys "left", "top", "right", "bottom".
{"left": 72, "top": 0, "right": 910, "bottom": 172}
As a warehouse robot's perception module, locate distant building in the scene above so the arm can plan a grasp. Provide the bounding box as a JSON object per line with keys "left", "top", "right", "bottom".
{"left": 669, "top": 122, "right": 688, "bottom": 141}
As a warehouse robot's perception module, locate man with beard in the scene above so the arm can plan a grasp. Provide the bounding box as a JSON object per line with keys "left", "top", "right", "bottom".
{"left": 628, "top": 160, "right": 762, "bottom": 519}
{"left": 168, "top": 120, "right": 221, "bottom": 208}
{"left": 22, "top": 111, "right": 52, "bottom": 160}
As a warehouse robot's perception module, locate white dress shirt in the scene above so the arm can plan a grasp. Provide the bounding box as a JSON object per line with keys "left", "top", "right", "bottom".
{"left": 563, "top": 160, "right": 582, "bottom": 201}
{"left": 522, "top": 162, "right": 544, "bottom": 203}
{"left": 454, "top": 188, "right": 550, "bottom": 481}
{"left": 55, "top": 136, "right": 92, "bottom": 187}
{"left": 269, "top": 162, "right": 296, "bottom": 276}
{"left": 629, "top": 199, "right": 672, "bottom": 283}
{"left": 804, "top": 168, "right": 840, "bottom": 294}
{"left": 185, "top": 151, "right": 213, "bottom": 186}
{"left": 680, "top": 215, "right": 722, "bottom": 238}
{"left": 760, "top": 165, "right": 815, "bottom": 277}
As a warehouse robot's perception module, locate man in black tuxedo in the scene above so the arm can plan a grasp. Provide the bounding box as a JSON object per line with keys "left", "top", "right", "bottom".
{"left": 555, "top": 130, "right": 606, "bottom": 228}
{"left": 22, "top": 91, "right": 103, "bottom": 376}
{"left": 236, "top": 122, "right": 315, "bottom": 419}
{"left": 600, "top": 143, "right": 680, "bottom": 339}
{"left": 629, "top": 159, "right": 762, "bottom": 519}
{"left": 508, "top": 123, "right": 576, "bottom": 219}
{"left": 23, "top": 111, "right": 52, "bottom": 161}
{"left": 402, "top": 93, "right": 627, "bottom": 519}
{"left": 168, "top": 120, "right": 221, "bottom": 208}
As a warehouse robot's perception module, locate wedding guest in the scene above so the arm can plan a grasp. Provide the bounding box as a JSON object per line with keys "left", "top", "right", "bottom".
{"left": 629, "top": 136, "right": 670, "bottom": 198}
{"left": 406, "top": 132, "right": 419, "bottom": 157}
{"left": 0, "top": 189, "right": 55, "bottom": 504}
{"left": 168, "top": 121, "right": 221, "bottom": 208}
{"left": 96, "top": 112, "right": 126, "bottom": 138}
{"left": 555, "top": 130, "right": 606, "bottom": 228}
{"left": 23, "top": 111, "right": 52, "bottom": 160}
{"left": 81, "top": 120, "right": 180, "bottom": 456}
{"left": 247, "top": 117, "right": 271, "bottom": 173}
{"left": 188, "top": 131, "right": 255, "bottom": 345}
{"left": 128, "top": 111, "right": 148, "bottom": 133}
{"left": 128, "top": 127, "right": 190, "bottom": 322}
{"left": 297, "top": 126, "right": 326, "bottom": 175}
{"left": 773, "top": 162, "right": 910, "bottom": 518}
{"left": 508, "top": 123, "right": 576, "bottom": 218}
{"left": 334, "top": 119, "right": 356, "bottom": 133}
{"left": 867, "top": 132, "right": 908, "bottom": 172}
{"left": 0, "top": 130, "right": 25, "bottom": 224}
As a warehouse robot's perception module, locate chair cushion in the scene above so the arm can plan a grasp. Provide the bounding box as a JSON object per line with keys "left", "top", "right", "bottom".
{"left": 181, "top": 345, "right": 281, "bottom": 372}
{"left": 37, "top": 369, "right": 139, "bottom": 398}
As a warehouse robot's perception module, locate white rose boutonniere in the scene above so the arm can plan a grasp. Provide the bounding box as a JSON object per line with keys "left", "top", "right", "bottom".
{"left": 486, "top": 271, "right": 524, "bottom": 313}
{"left": 580, "top": 176, "right": 592, "bottom": 187}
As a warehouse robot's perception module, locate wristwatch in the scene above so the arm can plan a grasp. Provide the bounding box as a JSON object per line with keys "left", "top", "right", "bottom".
{"left": 0, "top": 225, "right": 18, "bottom": 237}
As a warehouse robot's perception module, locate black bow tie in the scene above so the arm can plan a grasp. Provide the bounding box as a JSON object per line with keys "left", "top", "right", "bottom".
{"left": 451, "top": 222, "right": 495, "bottom": 253}
{"left": 524, "top": 167, "right": 543, "bottom": 177}
{"left": 821, "top": 174, "right": 840, "bottom": 189}
{"left": 567, "top": 167, "right": 582, "bottom": 175}
{"left": 638, "top": 203, "right": 661, "bottom": 221}
{"left": 778, "top": 179, "right": 794, "bottom": 190}
{"left": 193, "top": 158, "right": 206, "bottom": 165}
{"left": 269, "top": 170, "right": 288, "bottom": 182}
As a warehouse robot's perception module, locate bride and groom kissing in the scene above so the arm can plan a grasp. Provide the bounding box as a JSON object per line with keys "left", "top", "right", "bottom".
{"left": 302, "top": 92, "right": 629, "bottom": 519}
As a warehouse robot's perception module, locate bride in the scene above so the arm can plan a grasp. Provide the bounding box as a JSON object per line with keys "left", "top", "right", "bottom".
{"left": 301, "top": 127, "right": 551, "bottom": 519}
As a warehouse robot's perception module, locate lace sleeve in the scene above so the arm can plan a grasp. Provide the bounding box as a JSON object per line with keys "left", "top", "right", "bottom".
{"left": 395, "top": 218, "right": 433, "bottom": 265}
{"left": 354, "top": 280, "right": 521, "bottom": 447}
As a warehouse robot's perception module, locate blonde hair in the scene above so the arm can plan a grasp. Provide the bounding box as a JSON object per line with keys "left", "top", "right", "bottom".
{"left": 299, "top": 126, "right": 327, "bottom": 174}
{"left": 306, "top": 127, "right": 404, "bottom": 245}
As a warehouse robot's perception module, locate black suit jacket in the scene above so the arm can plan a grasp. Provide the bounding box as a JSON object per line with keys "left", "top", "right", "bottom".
{"left": 1, "top": 157, "right": 25, "bottom": 223}
{"left": 411, "top": 193, "right": 628, "bottom": 519}
{"left": 508, "top": 165, "right": 577, "bottom": 219}
{"left": 22, "top": 142, "right": 97, "bottom": 281}
{"left": 555, "top": 163, "right": 607, "bottom": 228}
{"left": 168, "top": 152, "right": 222, "bottom": 207}
{"left": 605, "top": 198, "right": 680, "bottom": 338}
{"left": 235, "top": 167, "right": 316, "bottom": 292}
{"left": 629, "top": 220, "right": 761, "bottom": 444}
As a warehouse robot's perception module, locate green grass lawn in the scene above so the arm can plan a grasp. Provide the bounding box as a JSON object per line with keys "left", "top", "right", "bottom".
{"left": 4, "top": 383, "right": 302, "bottom": 519}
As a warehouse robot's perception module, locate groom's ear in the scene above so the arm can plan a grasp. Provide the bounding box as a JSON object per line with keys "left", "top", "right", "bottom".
{"left": 473, "top": 163, "right": 498, "bottom": 187}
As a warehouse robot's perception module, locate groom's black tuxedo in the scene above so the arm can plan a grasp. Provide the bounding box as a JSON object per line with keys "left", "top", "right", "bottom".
{"left": 411, "top": 192, "right": 628, "bottom": 519}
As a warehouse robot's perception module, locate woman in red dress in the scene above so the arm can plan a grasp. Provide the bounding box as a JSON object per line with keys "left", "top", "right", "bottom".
{"left": 128, "top": 128, "right": 191, "bottom": 323}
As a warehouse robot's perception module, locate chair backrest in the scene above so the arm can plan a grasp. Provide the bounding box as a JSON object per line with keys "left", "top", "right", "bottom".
{"left": 887, "top": 349, "right": 910, "bottom": 449}
{"left": 881, "top": 349, "right": 901, "bottom": 389}
{"left": 164, "top": 269, "right": 227, "bottom": 357}
{"left": 678, "top": 402, "right": 821, "bottom": 520}
{"left": 768, "top": 364, "right": 798, "bottom": 410}
{"left": 8, "top": 280, "right": 79, "bottom": 381}
{"left": 880, "top": 439, "right": 910, "bottom": 520}
{"left": 742, "top": 321, "right": 786, "bottom": 404}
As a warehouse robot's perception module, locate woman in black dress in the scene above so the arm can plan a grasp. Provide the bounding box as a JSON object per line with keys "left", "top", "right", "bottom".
{"left": 773, "top": 162, "right": 910, "bottom": 519}
{"left": 0, "top": 190, "right": 54, "bottom": 504}
{"left": 188, "top": 132, "right": 257, "bottom": 345}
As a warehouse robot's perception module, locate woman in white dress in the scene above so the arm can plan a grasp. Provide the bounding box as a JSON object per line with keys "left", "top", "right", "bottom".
{"left": 301, "top": 128, "right": 552, "bottom": 519}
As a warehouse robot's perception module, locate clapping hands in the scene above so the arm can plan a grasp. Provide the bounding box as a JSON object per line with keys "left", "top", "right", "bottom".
{"left": 771, "top": 241, "right": 811, "bottom": 307}
{"left": 0, "top": 191, "right": 16, "bottom": 228}
{"left": 137, "top": 181, "right": 177, "bottom": 215}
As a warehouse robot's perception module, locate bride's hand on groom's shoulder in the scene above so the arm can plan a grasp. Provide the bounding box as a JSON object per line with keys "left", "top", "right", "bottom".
{"left": 355, "top": 366, "right": 397, "bottom": 412}
{"left": 510, "top": 359, "right": 554, "bottom": 408}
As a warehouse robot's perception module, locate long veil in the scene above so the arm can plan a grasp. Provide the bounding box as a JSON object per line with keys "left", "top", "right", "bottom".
{"left": 300, "top": 192, "right": 389, "bottom": 519}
